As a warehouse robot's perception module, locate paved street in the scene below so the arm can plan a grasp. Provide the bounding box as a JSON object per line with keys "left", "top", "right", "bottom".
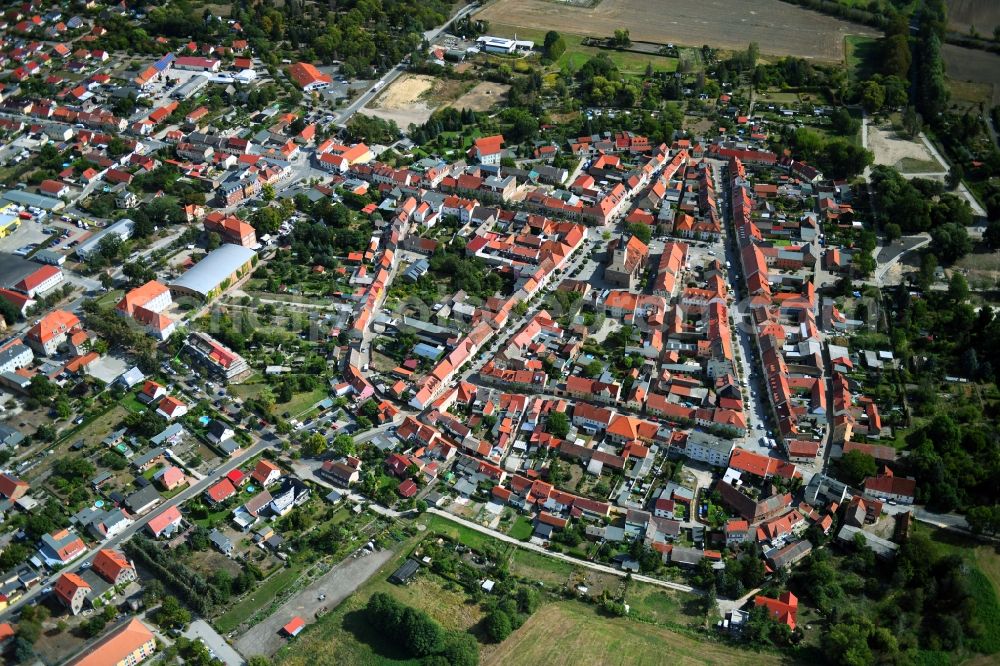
{"left": 183, "top": 619, "right": 246, "bottom": 666}
{"left": 426, "top": 509, "right": 696, "bottom": 594}
{"left": 333, "top": 3, "right": 479, "bottom": 127}
{"left": 0, "top": 437, "right": 273, "bottom": 622}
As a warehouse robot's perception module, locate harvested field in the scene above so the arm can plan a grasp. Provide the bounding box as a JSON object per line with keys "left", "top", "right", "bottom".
{"left": 942, "top": 43, "right": 1000, "bottom": 106}
{"left": 474, "top": 0, "right": 878, "bottom": 61}
{"left": 867, "top": 122, "right": 946, "bottom": 173}
{"left": 481, "top": 601, "right": 788, "bottom": 666}
{"left": 947, "top": 0, "right": 1000, "bottom": 37}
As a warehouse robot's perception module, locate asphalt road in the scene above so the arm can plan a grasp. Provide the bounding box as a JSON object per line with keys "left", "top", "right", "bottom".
{"left": 427, "top": 508, "right": 696, "bottom": 594}
{"left": 333, "top": 2, "right": 479, "bottom": 127}
{"left": 184, "top": 619, "right": 247, "bottom": 666}
{"left": 0, "top": 437, "right": 273, "bottom": 622}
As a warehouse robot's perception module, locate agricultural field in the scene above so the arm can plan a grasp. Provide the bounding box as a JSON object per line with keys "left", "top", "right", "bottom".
{"left": 946, "top": 0, "right": 1000, "bottom": 37}
{"left": 942, "top": 43, "right": 1000, "bottom": 106}
{"left": 474, "top": 0, "right": 878, "bottom": 61}
{"left": 481, "top": 601, "right": 788, "bottom": 666}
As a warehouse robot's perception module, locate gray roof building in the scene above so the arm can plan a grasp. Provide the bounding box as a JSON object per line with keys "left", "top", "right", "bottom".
{"left": 124, "top": 486, "right": 161, "bottom": 514}
{"left": 169, "top": 244, "right": 256, "bottom": 300}
{"left": 2, "top": 189, "right": 66, "bottom": 211}
{"left": 837, "top": 525, "right": 899, "bottom": 559}
{"left": 75, "top": 218, "right": 135, "bottom": 260}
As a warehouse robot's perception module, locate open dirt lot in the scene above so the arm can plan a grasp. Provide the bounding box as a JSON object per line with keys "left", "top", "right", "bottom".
{"left": 361, "top": 74, "right": 438, "bottom": 128}
{"left": 474, "top": 0, "right": 877, "bottom": 61}
{"left": 362, "top": 75, "right": 510, "bottom": 128}
{"left": 452, "top": 81, "right": 511, "bottom": 111}
{"left": 867, "top": 122, "right": 946, "bottom": 173}
{"left": 234, "top": 547, "right": 395, "bottom": 658}
{"left": 947, "top": 0, "right": 1000, "bottom": 37}
{"left": 942, "top": 43, "right": 1000, "bottom": 106}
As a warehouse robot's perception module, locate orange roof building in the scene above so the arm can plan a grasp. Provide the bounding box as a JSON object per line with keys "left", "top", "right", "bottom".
{"left": 25, "top": 309, "right": 81, "bottom": 356}
{"left": 68, "top": 618, "right": 157, "bottom": 666}
{"left": 92, "top": 549, "right": 137, "bottom": 586}
{"left": 54, "top": 572, "right": 91, "bottom": 615}
{"left": 754, "top": 591, "right": 798, "bottom": 630}
{"left": 287, "top": 62, "right": 332, "bottom": 91}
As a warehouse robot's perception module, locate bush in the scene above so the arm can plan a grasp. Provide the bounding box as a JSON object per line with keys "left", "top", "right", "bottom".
{"left": 484, "top": 608, "right": 513, "bottom": 642}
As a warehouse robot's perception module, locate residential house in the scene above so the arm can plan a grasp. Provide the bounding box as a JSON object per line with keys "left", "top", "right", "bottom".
{"left": 54, "top": 572, "right": 90, "bottom": 615}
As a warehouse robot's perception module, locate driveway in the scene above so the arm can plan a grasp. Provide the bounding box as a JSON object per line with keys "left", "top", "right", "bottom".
{"left": 183, "top": 620, "right": 245, "bottom": 666}
{"left": 233, "top": 547, "right": 396, "bottom": 658}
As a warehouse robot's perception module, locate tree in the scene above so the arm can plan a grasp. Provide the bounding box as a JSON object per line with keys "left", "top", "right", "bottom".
{"left": 930, "top": 223, "right": 972, "bottom": 263}
{"left": 881, "top": 34, "right": 912, "bottom": 79}
{"left": 835, "top": 450, "right": 877, "bottom": 486}
{"left": 484, "top": 608, "right": 513, "bottom": 642}
{"left": 626, "top": 222, "right": 652, "bottom": 244}
{"left": 583, "top": 359, "right": 604, "bottom": 378}
{"left": 547, "top": 411, "right": 570, "bottom": 438}
{"left": 303, "top": 432, "right": 327, "bottom": 457}
{"left": 611, "top": 28, "right": 631, "bottom": 48}
{"left": 154, "top": 595, "right": 191, "bottom": 628}
{"left": 948, "top": 272, "right": 970, "bottom": 302}
{"left": 985, "top": 220, "right": 1000, "bottom": 250}
{"left": 902, "top": 105, "right": 920, "bottom": 138}
{"left": 830, "top": 108, "right": 860, "bottom": 137}
{"left": 262, "top": 183, "right": 276, "bottom": 202}
{"left": 438, "top": 632, "right": 479, "bottom": 666}
{"left": 861, "top": 80, "right": 885, "bottom": 113}
{"left": 966, "top": 505, "right": 1000, "bottom": 535}
{"left": 543, "top": 30, "right": 566, "bottom": 62}
{"left": 884, "top": 223, "right": 902, "bottom": 242}
{"left": 206, "top": 231, "right": 222, "bottom": 251}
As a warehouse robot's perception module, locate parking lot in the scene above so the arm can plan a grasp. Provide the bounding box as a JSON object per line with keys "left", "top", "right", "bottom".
{"left": 233, "top": 547, "right": 395, "bottom": 658}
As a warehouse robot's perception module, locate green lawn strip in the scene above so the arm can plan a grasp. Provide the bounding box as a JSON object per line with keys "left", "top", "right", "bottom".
{"left": 485, "top": 23, "right": 677, "bottom": 75}
{"left": 421, "top": 514, "right": 508, "bottom": 552}
{"left": 508, "top": 515, "right": 534, "bottom": 541}
{"left": 214, "top": 564, "right": 305, "bottom": 634}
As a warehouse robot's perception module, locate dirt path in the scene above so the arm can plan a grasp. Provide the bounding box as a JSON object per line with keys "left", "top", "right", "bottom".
{"left": 234, "top": 548, "right": 396, "bottom": 658}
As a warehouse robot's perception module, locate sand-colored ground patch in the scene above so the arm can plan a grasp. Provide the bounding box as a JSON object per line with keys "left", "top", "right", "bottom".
{"left": 447, "top": 81, "right": 511, "bottom": 112}
{"left": 363, "top": 75, "right": 509, "bottom": 129}
{"left": 867, "top": 122, "right": 946, "bottom": 174}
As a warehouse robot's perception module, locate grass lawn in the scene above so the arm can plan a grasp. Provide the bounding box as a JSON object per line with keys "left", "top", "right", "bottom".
{"left": 486, "top": 24, "right": 678, "bottom": 75}
{"left": 274, "top": 539, "right": 482, "bottom": 666}
{"left": 923, "top": 526, "right": 1000, "bottom": 656}
{"left": 845, "top": 35, "right": 879, "bottom": 82}
{"left": 507, "top": 548, "right": 580, "bottom": 588}
{"left": 193, "top": 505, "right": 231, "bottom": 529}
{"left": 508, "top": 515, "right": 534, "bottom": 541}
{"left": 481, "top": 600, "right": 787, "bottom": 666}
{"left": 93, "top": 289, "right": 125, "bottom": 309}
{"left": 58, "top": 404, "right": 128, "bottom": 446}
{"left": 624, "top": 583, "right": 704, "bottom": 627}
{"left": 420, "top": 513, "right": 512, "bottom": 553}
{"left": 214, "top": 564, "right": 305, "bottom": 634}
{"left": 121, "top": 393, "right": 148, "bottom": 414}
{"left": 281, "top": 388, "right": 330, "bottom": 418}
